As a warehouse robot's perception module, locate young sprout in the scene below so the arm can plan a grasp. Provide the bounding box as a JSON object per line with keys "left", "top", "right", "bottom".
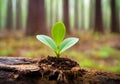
{"left": 36, "top": 22, "right": 79, "bottom": 58}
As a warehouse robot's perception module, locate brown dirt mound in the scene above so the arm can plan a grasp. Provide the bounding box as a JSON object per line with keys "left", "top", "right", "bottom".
{"left": 39, "top": 56, "right": 79, "bottom": 70}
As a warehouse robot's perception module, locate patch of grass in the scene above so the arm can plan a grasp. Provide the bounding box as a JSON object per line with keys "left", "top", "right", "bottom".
{"left": 95, "top": 64, "right": 120, "bottom": 72}
{"left": 0, "top": 48, "right": 14, "bottom": 56}
{"left": 24, "top": 50, "right": 36, "bottom": 58}
{"left": 80, "top": 59, "right": 94, "bottom": 68}
{"left": 91, "top": 46, "right": 120, "bottom": 59}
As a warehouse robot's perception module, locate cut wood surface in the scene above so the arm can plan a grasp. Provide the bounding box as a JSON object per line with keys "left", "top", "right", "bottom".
{"left": 0, "top": 57, "right": 120, "bottom": 84}
{"left": 0, "top": 57, "right": 39, "bottom": 72}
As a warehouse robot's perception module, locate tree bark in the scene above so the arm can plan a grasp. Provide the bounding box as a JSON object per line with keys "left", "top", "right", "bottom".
{"left": 63, "top": 0, "right": 70, "bottom": 34}
{"left": 111, "top": 0, "right": 119, "bottom": 33}
{"left": 26, "top": 0, "right": 47, "bottom": 35}
{"left": 95, "top": 0, "right": 104, "bottom": 32}
{"left": 6, "top": 0, "right": 13, "bottom": 30}
{"left": 16, "top": 0, "right": 22, "bottom": 30}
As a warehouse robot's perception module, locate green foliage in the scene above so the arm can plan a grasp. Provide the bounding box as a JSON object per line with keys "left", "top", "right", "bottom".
{"left": 52, "top": 22, "right": 66, "bottom": 45}
{"left": 36, "top": 22, "right": 79, "bottom": 57}
{"left": 59, "top": 38, "right": 79, "bottom": 53}
{"left": 36, "top": 35, "right": 57, "bottom": 51}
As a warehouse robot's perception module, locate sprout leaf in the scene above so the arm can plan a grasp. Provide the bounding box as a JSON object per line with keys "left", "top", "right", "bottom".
{"left": 60, "top": 38, "right": 79, "bottom": 53}
{"left": 52, "top": 22, "right": 66, "bottom": 45}
{"left": 36, "top": 35, "right": 57, "bottom": 51}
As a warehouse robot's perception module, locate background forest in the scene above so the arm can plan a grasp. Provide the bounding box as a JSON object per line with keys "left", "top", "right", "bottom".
{"left": 0, "top": 0, "right": 120, "bottom": 72}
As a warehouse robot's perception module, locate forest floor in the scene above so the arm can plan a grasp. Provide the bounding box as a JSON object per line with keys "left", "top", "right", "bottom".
{"left": 0, "top": 31, "right": 120, "bottom": 72}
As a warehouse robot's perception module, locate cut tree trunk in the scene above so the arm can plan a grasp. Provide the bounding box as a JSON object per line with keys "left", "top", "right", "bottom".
{"left": 0, "top": 57, "right": 120, "bottom": 84}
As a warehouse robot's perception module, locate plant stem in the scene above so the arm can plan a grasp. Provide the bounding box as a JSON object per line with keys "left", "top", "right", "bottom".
{"left": 55, "top": 46, "right": 61, "bottom": 58}
{"left": 57, "top": 54, "right": 60, "bottom": 58}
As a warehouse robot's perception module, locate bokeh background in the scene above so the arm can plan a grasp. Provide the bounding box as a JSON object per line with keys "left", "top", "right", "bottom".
{"left": 0, "top": 0, "right": 120, "bottom": 72}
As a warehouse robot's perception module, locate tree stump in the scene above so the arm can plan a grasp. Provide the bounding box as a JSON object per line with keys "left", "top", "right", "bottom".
{"left": 0, "top": 57, "right": 120, "bottom": 84}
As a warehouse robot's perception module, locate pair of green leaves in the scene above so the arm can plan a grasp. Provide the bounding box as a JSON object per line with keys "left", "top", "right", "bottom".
{"left": 36, "top": 22, "right": 79, "bottom": 58}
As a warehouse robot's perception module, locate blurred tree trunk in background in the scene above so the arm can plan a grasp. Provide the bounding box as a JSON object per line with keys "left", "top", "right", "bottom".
{"left": 63, "top": 0, "right": 70, "bottom": 34}
{"left": 80, "top": 0, "right": 84, "bottom": 29}
{"left": 111, "top": 0, "right": 119, "bottom": 33}
{"left": 50, "top": 0, "right": 53, "bottom": 27}
{"left": 16, "top": 0, "right": 22, "bottom": 30}
{"left": 74, "top": 0, "right": 79, "bottom": 29}
{"left": 6, "top": 0, "right": 13, "bottom": 30}
{"left": 55, "top": 0, "right": 59, "bottom": 22}
{"left": 89, "top": 0, "right": 95, "bottom": 29}
{"left": 26, "top": 0, "right": 47, "bottom": 35}
{"left": 95, "top": 0, "right": 104, "bottom": 32}
{"left": 0, "top": 0, "right": 1, "bottom": 29}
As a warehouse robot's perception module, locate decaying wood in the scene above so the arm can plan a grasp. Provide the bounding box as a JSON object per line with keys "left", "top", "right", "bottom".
{"left": 0, "top": 57, "right": 120, "bottom": 84}
{"left": 0, "top": 57, "right": 40, "bottom": 84}
{"left": 0, "top": 57, "right": 39, "bottom": 72}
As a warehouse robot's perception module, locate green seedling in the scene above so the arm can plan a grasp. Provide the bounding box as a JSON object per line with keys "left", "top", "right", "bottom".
{"left": 36, "top": 22, "right": 79, "bottom": 58}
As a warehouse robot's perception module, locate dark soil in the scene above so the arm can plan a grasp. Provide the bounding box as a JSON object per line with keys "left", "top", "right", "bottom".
{"left": 39, "top": 56, "right": 79, "bottom": 70}
{"left": 0, "top": 57, "right": 120, "bottom": 84}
